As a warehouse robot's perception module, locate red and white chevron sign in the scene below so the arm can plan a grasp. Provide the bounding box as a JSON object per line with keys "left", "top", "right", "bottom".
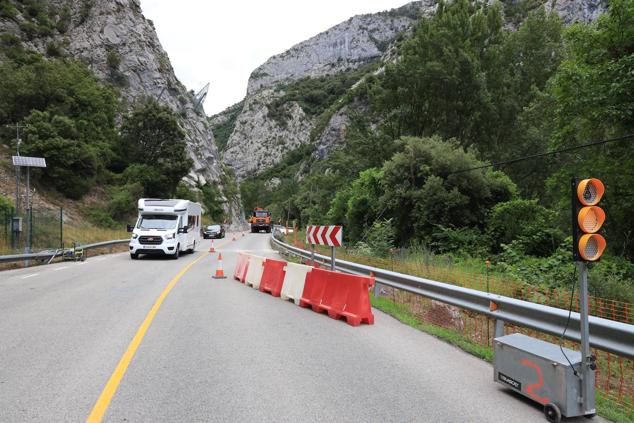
{"left": 306, "top": 225, "right": 343, "bottom": 247}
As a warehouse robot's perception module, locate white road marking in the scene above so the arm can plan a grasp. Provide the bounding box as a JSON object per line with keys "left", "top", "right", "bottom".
{"left": 53, "top": 266, "right": 69, "bottom": 271}
{"left": 21, "top": 273, "right": 39, "bottom": 279}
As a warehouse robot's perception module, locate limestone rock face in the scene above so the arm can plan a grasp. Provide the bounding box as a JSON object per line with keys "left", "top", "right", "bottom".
{"left": 0, "top": 0, "right": 245, "bottom": 225}
{"left": 246, "top": 2, "right": 425, "bottom": 95}
{"left": 222, "top": 90, "right": 313, "bottom": 181}
{"left": 545, "top": 0, "right": 606, "bottom": 24}
{"left": 223, "top": 2, "right": 426, "bottom": 180}
{"left": 48, "top": 0, "right": 221, "bottom": 185}
{"left": 314, "top": 106, "right": 352, "bottom": 161}
{"left": 222, "top": 0, "right": 607, "bottom": 181}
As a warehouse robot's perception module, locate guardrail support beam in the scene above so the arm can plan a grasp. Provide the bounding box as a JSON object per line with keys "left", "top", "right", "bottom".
{"left": 494, "top": 319, "right": 505, "bottom": 339}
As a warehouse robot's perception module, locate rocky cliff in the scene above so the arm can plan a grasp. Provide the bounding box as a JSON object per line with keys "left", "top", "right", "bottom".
{"left": 218, "top": 0, "right": 607, "bottom": 182}
{"left": 0, "top": 0, "right": 244, "bottom": 225}
{"left": 221, "top": 1, "right": 427, "bottom": 181}
{"left": 246, "top": 1, "right": 428, "bottom": 95}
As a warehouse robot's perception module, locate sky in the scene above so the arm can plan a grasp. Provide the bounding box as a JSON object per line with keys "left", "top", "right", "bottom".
{"left": 140, "top": 0, "right": 411, "bottom": 116}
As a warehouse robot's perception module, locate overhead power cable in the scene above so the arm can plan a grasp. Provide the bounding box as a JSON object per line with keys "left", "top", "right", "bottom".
{"left": 448, "top": 133, "right": 634, "bottom": 175}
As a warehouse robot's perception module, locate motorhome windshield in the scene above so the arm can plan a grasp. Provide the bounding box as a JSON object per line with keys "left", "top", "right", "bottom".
{"left": 254, "top": 211, "right": 268, "bottom": 218}
{"left": 138, "top": 214, "right": 178, "bottom": 230}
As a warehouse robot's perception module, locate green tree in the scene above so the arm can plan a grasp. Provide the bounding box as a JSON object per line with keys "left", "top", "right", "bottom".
{"left": 380, "top": 136, "right": 516, "bottom": 244}
{"left": 486, "top": 199, "right": 564, "bottom": 256}
{"left": 21, "top": 111, "right": 99, "bottom": 198}
{"left": 535, "top": 0, "right": 634, "bottom": 258}
{"left": 341, "top": 168, "right": 384, "bottom": 243}
{"left": 371, "top": 0, "right": 503, "bottom": 148}
{"left": 200, "top": 183, "right": 225, "bottom": 222}
{"left": 119, "top": 98, "right": 192, "bottom": 198}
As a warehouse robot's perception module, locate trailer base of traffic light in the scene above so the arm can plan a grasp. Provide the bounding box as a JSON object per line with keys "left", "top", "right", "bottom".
{"left": 494, "top": 333, "right": 595, "bottom": 423}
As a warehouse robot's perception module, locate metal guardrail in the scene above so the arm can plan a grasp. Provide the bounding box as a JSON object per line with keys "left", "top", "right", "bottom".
{"left": 0, "top": 239, "right": 130, "bottom": 264}
{"left": 271, "top": 231, "right": 634, "bottom": 360}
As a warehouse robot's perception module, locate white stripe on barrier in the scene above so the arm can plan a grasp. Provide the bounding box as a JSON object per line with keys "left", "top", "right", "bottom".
{"left": 280, "top": 262, "right": 313, "bottom": 305}
{"left": 244, "top": 254, "right": 265, "bottom": 289}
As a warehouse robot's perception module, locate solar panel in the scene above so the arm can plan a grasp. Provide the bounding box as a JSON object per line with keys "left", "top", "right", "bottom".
{"left": 12, "top": 156, "right": 47, "bottom": 168}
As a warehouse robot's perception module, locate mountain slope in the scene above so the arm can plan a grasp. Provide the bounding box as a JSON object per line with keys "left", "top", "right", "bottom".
{"left": 218, "top": 0, "right": 607, "bottom": 183}
{"left": 0, "top": 0, "right": 244, "bottom": 224}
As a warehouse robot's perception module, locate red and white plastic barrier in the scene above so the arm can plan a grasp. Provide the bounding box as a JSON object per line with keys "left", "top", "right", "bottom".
{"left": 244, "top": 255, "right": 265, "bottom": 289}
{"left": 233, "top": 252, "right": 250, "bottom": 283}
{"left": 259, "top": 258, "right": 286, "bottom": 297}
{"left": 280, "top": 262, "right": 313, "bottom": 305}
{"left": 236, "top": 253, "right": 374, "bottom": 326}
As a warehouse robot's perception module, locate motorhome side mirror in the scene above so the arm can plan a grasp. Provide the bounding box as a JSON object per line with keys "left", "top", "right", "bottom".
{"left": 178, "top": 226, "right": 189, "bottom": 234}
{"left": 126, "top": 224, "right": 134, "bottom": 233}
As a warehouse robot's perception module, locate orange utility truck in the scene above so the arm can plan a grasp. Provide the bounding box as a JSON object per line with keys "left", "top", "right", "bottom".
{"left": 250, "top": 207, "right": 272, "bottom": 233}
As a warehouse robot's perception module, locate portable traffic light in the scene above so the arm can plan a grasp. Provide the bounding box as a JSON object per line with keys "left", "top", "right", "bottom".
{"left": 572, "top": 178, "right": 606, "bottom": 261}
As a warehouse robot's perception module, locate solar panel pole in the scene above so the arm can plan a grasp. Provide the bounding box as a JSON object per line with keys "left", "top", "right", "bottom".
{"left": 26, "top": 167, "right": 31, "bottom": 254}
{"left": 15, "top": 165, "right": 20, "bottom": 214}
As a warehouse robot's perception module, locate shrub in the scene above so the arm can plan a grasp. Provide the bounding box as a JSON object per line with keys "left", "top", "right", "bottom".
{"left": 487, "top": 199, "right": 564, "bottom": 256}
{"left": 0, "top": 193, "right": 13, "bottom": 216}
{"left": 357, "top": 219, "right": 395, "bottom": 258}
{"left": 106, "top": 49, "right": 121, "bottom": 71}
{"left": 108, "top": 183, "right": 143, "bottom": 219}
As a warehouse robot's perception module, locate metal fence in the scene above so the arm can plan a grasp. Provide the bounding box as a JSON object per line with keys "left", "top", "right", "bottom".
{"left": 1, "top": 207, "right": 63, "bottom": 255}
{"left": 271, "top": 231, "right": 634, "bottom": 415}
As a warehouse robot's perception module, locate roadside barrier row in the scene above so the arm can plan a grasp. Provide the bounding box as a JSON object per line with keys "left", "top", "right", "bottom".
{"left": 232, "top": 252, "right": 374, "bottom": 326}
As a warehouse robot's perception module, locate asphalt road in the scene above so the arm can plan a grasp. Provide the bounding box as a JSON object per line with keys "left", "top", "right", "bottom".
{"left": 0, "top": 233, "right": 606, "bottom": 422}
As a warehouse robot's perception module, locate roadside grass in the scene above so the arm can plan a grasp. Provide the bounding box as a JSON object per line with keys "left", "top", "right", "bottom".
{"left": 596, "top": 392, "right": 634, "bottom": 423}
{"left": 371, "top": 294, "right": 493, "bottom": 362}
{"left": 0, "top": 222, "right": 128, "bottom": 256}
{"left": 63, "top": 224, "right": 128, "bottom": 247}
{"left": 372, "top": 294, "right": 633, "bottom": 423}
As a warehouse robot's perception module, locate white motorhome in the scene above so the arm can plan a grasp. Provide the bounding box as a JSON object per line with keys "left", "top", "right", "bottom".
{"left": 128, "top": 199, "right": 202, "bottom": 260}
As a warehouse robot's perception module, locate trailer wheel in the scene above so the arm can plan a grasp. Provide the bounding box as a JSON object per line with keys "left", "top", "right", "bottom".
{"left": 544, "top": 403, "right": 561, "bottom": 423}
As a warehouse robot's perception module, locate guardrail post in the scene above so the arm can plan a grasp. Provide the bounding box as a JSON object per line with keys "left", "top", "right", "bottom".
{"left": 311, "top": 244, "right": 315, "bottom": 266}
{"left": 494, "top": 319, "right": 505, "bottom": 338}
{"left": 330, "top": 246, "right": 335, "bottom": 271}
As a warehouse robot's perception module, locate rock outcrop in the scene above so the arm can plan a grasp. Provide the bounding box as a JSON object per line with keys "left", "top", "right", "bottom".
{"left": 246, "top": 1, "right": 426, "bottom": 95}
{"left": 221, "top": 0, "right": 607, "bottom": 181}
{"left": 222, "top": 1, "right": 426, "bottom": 180}
{"left": 223, "top": 89, "right": 313, "bottom": 180}
{"left": 0, "top": 0, "right": 244, "bottom": 225}
{"left": 545, "top": 0, "right": 605, "bottom": 24}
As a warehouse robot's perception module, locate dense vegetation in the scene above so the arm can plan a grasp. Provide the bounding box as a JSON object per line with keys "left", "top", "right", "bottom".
{"left": 0, "top": 6, "right": 227, "bottom": 225}
{"left": 209, "top": 101, "right": 243, "bottom": 151}
{"left": 241, "top": 0, "right": 634, "bottom": 302}
{"left": 266, "top": 63, "right": 377, "bottom": 127}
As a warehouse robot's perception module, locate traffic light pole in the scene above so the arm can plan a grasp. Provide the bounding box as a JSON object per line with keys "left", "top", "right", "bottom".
{"left": 577, "top": 261, "right": 594, "bottom": 415}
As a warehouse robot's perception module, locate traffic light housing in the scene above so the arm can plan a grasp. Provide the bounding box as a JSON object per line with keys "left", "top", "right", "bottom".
{"left": 572, "top": 178, "right": 606, "bottom": 262}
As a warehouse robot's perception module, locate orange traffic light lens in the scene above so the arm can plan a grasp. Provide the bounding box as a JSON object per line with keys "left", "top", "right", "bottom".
{"left": 578, "top": 234, "right": 606, "bottom": 261}
{"left": 577, "top": 178, "right": 604, "bottom": 206}
{"left": 577, "top": 206, "right": 605, "bottom": 233}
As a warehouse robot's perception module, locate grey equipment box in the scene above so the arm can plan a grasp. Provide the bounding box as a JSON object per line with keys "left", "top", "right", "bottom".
{"left": 494, "top": 333, "right": 595, "bottom": 422}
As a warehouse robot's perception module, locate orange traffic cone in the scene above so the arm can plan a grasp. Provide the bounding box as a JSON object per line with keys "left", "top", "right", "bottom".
{"left": 209, "top": 240, "right": 216, "bottom": 253}
{"left": 212, "top": 253, "right": 227, "bottom": 279}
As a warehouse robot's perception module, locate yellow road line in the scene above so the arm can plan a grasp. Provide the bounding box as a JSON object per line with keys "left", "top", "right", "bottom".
{"left": 86, "top": 251, "right": 211, "bottom": 423}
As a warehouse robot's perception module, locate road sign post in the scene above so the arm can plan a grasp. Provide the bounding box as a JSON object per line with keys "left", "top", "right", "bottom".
{"left": 306, "top": 225, "right": 343, "bottom": 271}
